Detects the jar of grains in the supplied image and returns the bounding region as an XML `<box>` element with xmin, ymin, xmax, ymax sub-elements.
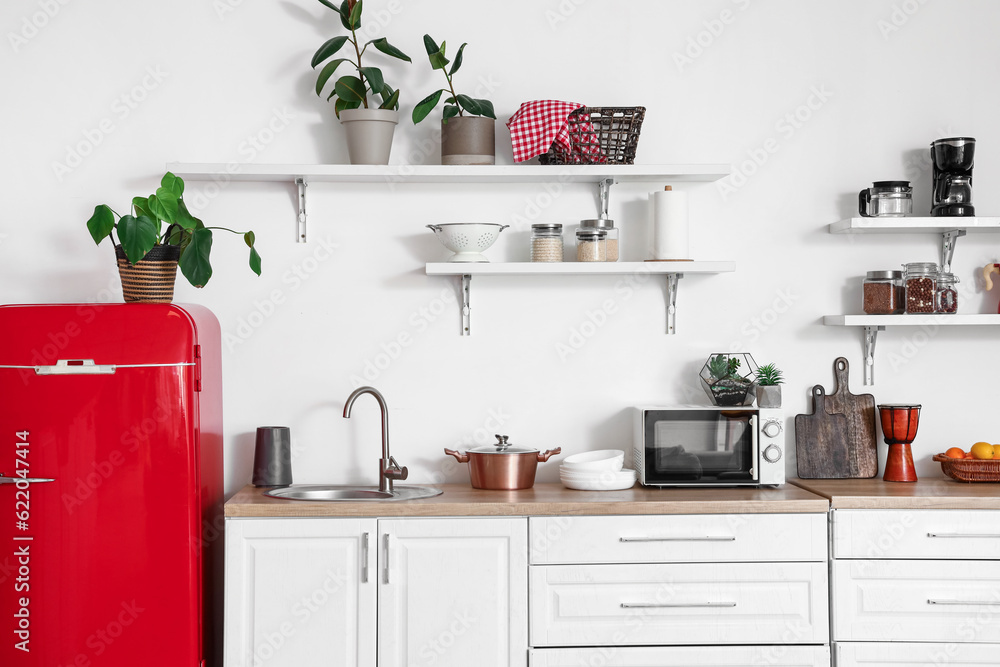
<box><xmin>935</xmin><ymin>272</ymin><xmax>960</xmax><ymax>314</ymax></box>
<box><xmin>580</xmin><ymin>218</ymin><xmax>618</xmax><ymax>261</ymax></box>
<box><xmin>531</xmin><ymin>223</ymin><xmax>564</xmax><ymax>262</ymax></box>
<box><xmin>904</xmin><ymin>262</ymin><xmax>938</xmax><ymax>313</ymax></box>
<box><xmin>863</xmin><ymin>270</ymin><xmax>904</xmax><ymax>314</ymax></box>
<box><xmin>576</xmin><ymin>228</ymin><xmax>607</xmax><ymax>262</ymax></box>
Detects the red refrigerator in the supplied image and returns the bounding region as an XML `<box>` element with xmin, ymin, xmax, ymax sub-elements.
<box><xmin>0</xmin><ymin>303</ymin><xmax>223</xmax><ymax>667</ymax></box>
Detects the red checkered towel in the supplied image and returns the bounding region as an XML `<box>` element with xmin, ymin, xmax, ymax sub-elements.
<box><xmin>506</xmin><ymin>100</ymin><xmax>605</xmax><ymax>163</ymax></box>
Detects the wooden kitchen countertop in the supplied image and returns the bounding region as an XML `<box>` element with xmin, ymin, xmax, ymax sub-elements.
<box><xmin>225</xmin><ymin>483</ymin><xmax>830</xmax><ymax>517</ymax></box>
<box><xmin>790</xmin><ymin>477</ymin><xmax>1000</xmax><ymax>510</ymax></box>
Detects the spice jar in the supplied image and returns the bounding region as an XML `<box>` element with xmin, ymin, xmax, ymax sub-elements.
<box><xmin>580</xmin><ymin>218</ymin><xmax>618</xmax><ymax>261</ymax></box>
<box><xmin>904</xmin><ymin>262</ymin><xmax>938</xmax><ymax>313</ymax></box>
<box><xmin>863</xmin><ymin>271</ymin><xmax>904</xmax><ymax>314</ymax></box>
<box><xmin>935</xmin><ymin>272</ymin><xmax>959</xmax><ymax>314</ymax></box>
<box><xmin>576</xmin><ymin>229</ymin><xmax>607</xmax><ymax>262</ymax></box>
<box><xmin>531</xmin><ymin>223</ymin><xmax>564</xmax><ymax>262</ymax></box>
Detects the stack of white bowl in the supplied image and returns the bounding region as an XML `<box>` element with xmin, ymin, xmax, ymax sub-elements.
<box><xmin>559</xmin><ymin>450</ymin><xmax>636</xmax><ymax>491</ymax></box>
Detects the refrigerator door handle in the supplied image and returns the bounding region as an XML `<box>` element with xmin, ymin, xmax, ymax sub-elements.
<box><xmin>0</xmin><ymin>476</ymin><xmax>55</xmax><ymax>484</ymax></box>
<box><xmin>32</xmin><ymin>359</ymin><xmax>117</xmax><ymax>375</ymax></box>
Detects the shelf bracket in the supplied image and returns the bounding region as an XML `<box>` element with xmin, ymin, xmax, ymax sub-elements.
<box><xmin>461</xmin><ymin>274</ymin><xmax>472</xmax><ymax>336</ymax></box>
<box><xmin>862</xmin><ymin>325</ymin><xmax>884</xmax><ymax>386</ymax></box>
<box><xmin>940</xmin><ymin>229</ymin><xmax>966</xmax><ymax>273</ymax></box>
<box><xmin>598</xmin><ymin>178</ymin><xmax>615</xmax><ymax>219</ymax></box>
<box><xmin>666</xmin><ymin>273</ymin><xmax>683</xmax><ymax>335</ymax></box>
<box><xmin>295</xmin><ymin>177</ymin><xmax>308</xmax><ymax>243</ymax></box>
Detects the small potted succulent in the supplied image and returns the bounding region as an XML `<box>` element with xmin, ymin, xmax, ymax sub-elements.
<box><xmin>699</xmin><ymin>353</ymin><xmax>758</xmax><ymax>406</ymax></box>
<box><xmin>86</xmin><ymin>172</ymin><xmax>261</xmax><ymax>302</ymax></box>
<box><xmin>412</xmin><ymin>35</ymin><xmax>496</xmax><ymax>165</ymax></box>
<box><xmin>754</xmin><ymin>363</ymin><xmax>784</xmax><ymax>408</ymax></box>
<box><xmin>311</xmin><ymin>0</ymin><xmax>411</xmax><ymax>165</ymax></box>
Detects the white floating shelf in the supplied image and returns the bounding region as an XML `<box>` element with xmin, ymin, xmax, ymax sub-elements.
<box><xmin>426</xmin><ymin>261</ymin><xmax>735</xmax><ymax>336</ymax></box>
<box><xmin>426</xmin><ymin>261</ymin><xmax>736</xmax><ymax>276</ymax></box>
<box><xmin>168</xmin><ymin>162</ymin><xmax>731</xmax><ymax>184</ymax></box>
<box><xmin>829</xmin><ymin>217</ymin><xmax>1000</xmax><ymax>234</ymax></box>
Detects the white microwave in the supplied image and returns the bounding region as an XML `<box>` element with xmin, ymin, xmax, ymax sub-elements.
<box><xmin>633</xmin><ymin>406</ymin><xmax>785</xmax><ymax>487</ymax></box>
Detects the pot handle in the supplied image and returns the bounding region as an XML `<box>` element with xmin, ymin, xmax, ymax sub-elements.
<box><xmin>426</xmin><ymin>224</ymin><xmax>442</xmax><ymax>232</ymax></box>
<box><xmin>537</xmin><ymin>447</ymin><xmax>562</xmax><ymax>462</ymax></box>
<box><xmin>444</xmin><ymin>448</ymin><xmax>469</xmax><ymax>463</ymax></box>
<box><xmin>858</xmin><ymin>188</ymin><xmax>872</xmax><ymax>217</ymax></box>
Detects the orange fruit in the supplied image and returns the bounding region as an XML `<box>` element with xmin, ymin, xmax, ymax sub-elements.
<box><xmin>994</xmin><ymin>444</ymin><xmax>1000</xmax><ymax>458</ymax></box>
<box><xmin>945</xmin><ymin>447</ymin><xmax>966</xmax><ymax>459</ymax></box>
<box><xmin>970</xmin><ymin>442</ymin><xmax>995</xmax><ymax>460</ymax></box>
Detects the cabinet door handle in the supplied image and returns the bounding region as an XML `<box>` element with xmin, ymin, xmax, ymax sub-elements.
<box><xmin>927</xmin><ymin>532</ymin><xmax>1000</xmax><ymax>539</ymax></box>
<box><xmin>361</xmin><ymin>532</ymin><xmax>369</xmax><ymax>584</ymax></box>
<box><xmin>619</xmin><ymin>536</ymin><xmax>736</xmax><ymax>543</ymax></box>
<box><xmin>927</xmin><ymin>599</ymin><xmax>999</xmax><ymax>606</ymax></box>
<box><xmin>620</xmin><ymin>601</ymin><xmax>737</xmax><ymax>609</ymax></box>
<box><xmin>382</xmin><ymin>533</ymin><xmax>390</xmax><ymax>584</ymax></box>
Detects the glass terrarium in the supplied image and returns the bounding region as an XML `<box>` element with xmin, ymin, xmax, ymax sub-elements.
<box><xmin>699</xmin><ymin>353</ymin><xmax>759</xmax><ymax>407</ymax></box>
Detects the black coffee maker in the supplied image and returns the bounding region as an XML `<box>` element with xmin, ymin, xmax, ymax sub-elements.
<box><xmin>931</xmin><ymin>137</ymin><xmax>976</xmax><ymax>216</ymax></box>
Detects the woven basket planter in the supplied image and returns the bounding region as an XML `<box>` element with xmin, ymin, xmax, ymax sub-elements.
<box><xmin>115</xmin><ymin>244</ymin><xmax>181</xmax><ymax>303</ymax></box>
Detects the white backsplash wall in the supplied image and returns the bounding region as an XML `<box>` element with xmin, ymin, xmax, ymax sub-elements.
<box><xmin>4</xmin><ymin>0</ymin><xmax>1000</xmax><ymax>495</ymax></box>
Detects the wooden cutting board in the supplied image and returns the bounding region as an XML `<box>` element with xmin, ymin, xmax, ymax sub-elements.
<box><xmin>825</xmin><ymin>357</ymin><xmax>879</xmax><ymax>478</ymax></box>
<box><xmin>795</xmin><ymin>385</ymin><xmax>853</xmax><ymax>479</ymax></box>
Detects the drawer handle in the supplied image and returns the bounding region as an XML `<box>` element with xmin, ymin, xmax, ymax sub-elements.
<box><xmin>927</xmin><ymin>532</ymin><xmax>1000</xmax><ymax>539</ymax></box>
<box><xmin>619</xmin><ymin>536</ymin><xmax>736</xmax><ymax>543</ymax></box>
<box><xmin>927</xmin><ymin>599</ymin><xmax>1000</xmax><ymax>607</ymax></box>
<box><xmin>620</xmin><ymin>601</ymin><xmax>737</xmax><ymax>609</ymax></box>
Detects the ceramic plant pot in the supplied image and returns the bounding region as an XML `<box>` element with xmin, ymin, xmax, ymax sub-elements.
<box><xmin>340</xmin><ymin>108</ymin><xmax>399</xmax><ymax>165</ymax></box>
<box><xmin>755</xmin><ymin>385</ymin><xmax>782</xmax><ymax>408</ymax></box>
<box><xmin>440</xmin><ymin>116</ymin><xmax>495</xmax><ymax>165</ymax></box>
<box><xmin>115</xmin><ymin>244</ymin><xmax>181</xmax><ymax>303</ymax></box>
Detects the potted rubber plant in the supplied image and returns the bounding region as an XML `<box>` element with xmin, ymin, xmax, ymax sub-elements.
<box><xmin>311</xmin><ymin>0</ymin><xmax>411</xmax><ymax>164</ymax></box>
<box><xmin>699</xmin><ymin>353</ymin><xmax>758</xmax><ymax>407</ymax></box>
<box><xmin>754</xmin><ymin>363</ymin><xmax>784</xmax><ymax>408</ymax></box>
<box><xmin>86</xmin><ymin>172</ymin><xmax>261</xmax><ymax>302</ymax></box>
<box><xmin>412</xmin><ymin>35</ymin><xmax>496</xmax><ymax>165</ymax></box>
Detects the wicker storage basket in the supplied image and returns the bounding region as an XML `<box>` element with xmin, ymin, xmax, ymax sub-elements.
<box><xmin>932</xmin><ymin>454</ymin><xmax>1000</xmax><ymax>482</ymax></box>
<box><xmin>115</xmin><ymin>244</ymin><xmax>181</xmax><ymax>303</ymax></box>
<box><xmin>539</xmin><ymin>106</ymin><xmax>645</xmax><ymax>165</ymax></box>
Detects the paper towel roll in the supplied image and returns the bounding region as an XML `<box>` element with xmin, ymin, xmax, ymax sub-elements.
<box><xmin>650</xmin><ymin>187</ymin><xmax>690</xmax><ymax>260</ymax></box>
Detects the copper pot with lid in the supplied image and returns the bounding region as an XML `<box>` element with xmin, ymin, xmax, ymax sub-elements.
<box><xmin>445</xmin><ymin>435</ymin><xmax>561</xmax><ymax>490</ymax></box>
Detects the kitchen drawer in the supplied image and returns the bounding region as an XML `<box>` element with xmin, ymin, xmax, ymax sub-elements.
<box><xmin>834</xmin><ymin>509</ymin><xmax>1000</xmax><ymax>560</ymax></box>
<box><xmin>836</xmin><ymin>642</ymin><xmax>1000</xmax><ymax>665</ymax></box>
<box><xmin>530</xmin><ymin>645</ymin><xmax>830</xmax><ymax>666</ymax></box>
<box><xmin>529</xmin><ymin>562</ymin><xmax>829</xmax><ymax>646</ymax></box>
<box><xmin>529</xmin><ymin>513</ymin><xmax>827</xmax><ymax>564</ymax></box>
<box><xmin>833</xmin><ymin>559</ymin><xmax>1000</xmax><ymax>643</ymax></box>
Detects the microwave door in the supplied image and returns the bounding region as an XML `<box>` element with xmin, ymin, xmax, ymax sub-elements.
<box><xmin>749</xmin><ymin>414</ymin><xmax>759</xmax><ymax>481</ymax></box>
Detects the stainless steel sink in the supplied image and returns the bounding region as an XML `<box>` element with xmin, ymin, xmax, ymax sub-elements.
<box><xmin>264</xmin><ymin>484</ymin><xmax>443</xmax><ymax>502</ymax></box>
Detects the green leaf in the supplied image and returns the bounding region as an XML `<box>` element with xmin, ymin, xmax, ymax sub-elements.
<box><xmin>359</xmin><ymin>66</ymin><xmax>383</xmax><ymax>94</ymax></box>
<box><xmin>422</xmin><ymin>34</ymin><xmax>439</xmax><ymax>56</ymax></box>
<box><xmin>347</xmin><ymin>0</ymin><xmax>362</xmax><ymax>29</ymax></box>
<box><xmin>449</xmin><ymin>43</ymin><xmax>467</xmax><ymax>76</ymax></box>
<box><xmin>244</xmin><ymin>231</ymin><xmax>262</xmax><ymax>276</ymax></box>
<box><xmin>476</xmin><ymin>98</ymin><xmax>496</xmax><ymax>120</ymax></box>
<box><xmin>179</xmin><ymin>227</ymin><xmax>214</xmax><ymax>288</ymax></box>
<box><xmin>117</xmin><ymin>214</ymin><xmax>159</xmax><ymax>264</ymax></box>
<box><xmin>175</xmin><ymin>199</ymin><xmax>202</xmax><ymax>231</ymax></box>
<box><xmin>316</xmin><ymin>0</ymin><xmax>339</xmax><ymax>10</ymax></box>
<box><xmin>338</xmin><ymin>0</ymin><xmax>353</xmax><ymax>31</ymax></box>
<box><xmin>378</xmin><ymin>88</ymin><xmax>399</xmax><ymax>110</ymax></box>
<box><xmin>455</xmin><ymin>94</ymin><xmax>483</xmax><ymax>116</ymax></box>
<box><xmin>427</xmin><ymin>41</ymin><xmax>449</xmax><ymax>70</ymax></box>
<box><xmin>131</xmin><ymin>197</ymin><xmax>151</xmax><ymax>219</ymax></box>
<box><xmin>315</xmin><ymin>58</ymin><xmax>349</xmax><ymax>96</ymax></box>
<box><xmin>379</xmin><ymin>83</ymin><xmax>396</xmax><ymax>104</ymax></box>
<box><xmin>411</xmin><ymin>89</ymin><xmax>444</xmax><ymax>124</ymax></box>
<box><xmin>147</xmin><ymin>193</ymin><xmax>178</xmax><ymax>225</ymax></box>
<box><xmin>86</xmin><ymin>204</ymin><xmax>115</xmax><ymax>245</ymax></box>
<box><xmin>334</xmin><ymin>75</ymin><xmax>366</xmax><ymax>103</ymax></box>
<box><xmin>442</xmin><ymin>104</ymin><xmax>460</xmax><ymax>121</ymax></box>
<box><xmin>160</xmin><ymin>172</ymin><xmax>184</xmax><ymax>198</ymax></box>
<box><xmin>334</xmin><ymin>97</ymin><xmax>361</xmax><ymax>117</ymax></box>
<box><xmin>311</xmin><ymin>36</ymin><xmax>349</xmax><ymax>68</ymax></box>
<box><xmin>369</xmin><ymin>37</ymin><xmax>411</xmax><ymax>62</ymax></box>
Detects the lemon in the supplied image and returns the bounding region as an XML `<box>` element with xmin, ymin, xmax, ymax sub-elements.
<box><xmin>970</xmin><ymin>442</ymin><xmax>995</xmax><ymax>460</ymax></box>
<box><xmin>994</xmin><ymin>444</ymin><xmax>1000</xmax><ymax>458</ymax></box>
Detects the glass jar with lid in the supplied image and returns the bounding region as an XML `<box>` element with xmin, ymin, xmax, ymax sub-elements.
<box><xmin>863</xmin><ymin>270</ymin><xmax>904</xmax><ymax>314</ymax></box>
<box><xmin>935</xmin><ymin>272</ymin><xmax>959</xmax><ymax>314</ymax></box>
<box><xmin>904</xmin><ymin>262</ymin><xmax>938</xmax><ymax>313</ymax></box>
<box><xmin>580</xmin><ymin>218</ymin><xmax>618</xmax><ymax>261</ymax></box>
<box><xmin>531</xmin><ymin>223</ymin><xmax>563</xmax><ymax>262</ymax></box>
<box><xmin>576</xmin><ymin>229</ymin><xmax>607</xmax><ymax>262</ymax></box>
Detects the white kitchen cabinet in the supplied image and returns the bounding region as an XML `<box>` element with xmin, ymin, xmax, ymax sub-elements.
<box><xmin>225</xmin><ymin>516</ymin><xmax>526</xmax><ymax>667</ymax></box>
<box><xmin>833</xmin><ymin>509</ymin><xmax>1000</xmax><ymax>559</ymax></box>
<box><xmin>225</xmin><ymin>518</ymin><xmax>377</xmax><ymax>667</ymax></box>
<box><xmin>530</xmin><ymin>645</ymin><xmax>831</xmax><ymax>666</ymax></box>
<box><xmin>836</xmin><ymin>642</ymin><xmax>1000</xmax><ymax>665</ymax></box>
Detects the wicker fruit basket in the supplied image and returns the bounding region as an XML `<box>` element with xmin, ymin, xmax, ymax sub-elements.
<box><xmin>932</xmin><ymin>454</ymin><xmax>1000</xmax><ymax>482</ymax></box>
<box><xmin>539</xmin><ymin>106</ymin><xmax>645</xmax><ymax>165</ymax></box>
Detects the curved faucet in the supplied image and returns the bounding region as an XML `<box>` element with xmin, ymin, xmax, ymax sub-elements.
<box><xmin>343</xmin><ymin>386</ymin><xmax>408</xmax><ymax>493</ymax></box>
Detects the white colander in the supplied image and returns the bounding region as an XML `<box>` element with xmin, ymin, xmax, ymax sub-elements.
<box><xmin>426</xmin><ymin>223</ymin><xmax>509</xmax><ymax>262</ymax></box>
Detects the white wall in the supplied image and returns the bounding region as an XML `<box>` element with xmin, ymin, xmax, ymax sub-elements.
<box><xmin>4</xmin><ymin>0</ymin><xmax>999</xmax><ymax>494</ymax></box>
